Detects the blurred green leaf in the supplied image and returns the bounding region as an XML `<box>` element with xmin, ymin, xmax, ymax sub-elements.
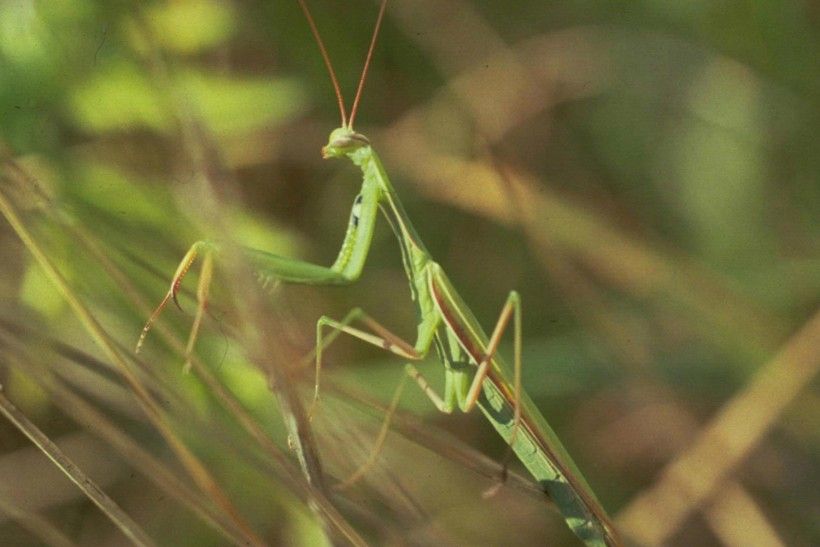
<box><xmin>68</xmin><ymin>60</ymin><xmax>168</xmax><ymax>132</ymax></box>
<box><xmin>179</xmin><ymin>71</ymin><xmax>307</xmax><ymax>137</ymax></box>
<box><xmin>146</xmin><ymin>0</ymin><xmax>236</xmax><ymax>54</ymax></box>
<box><xmin>20</xmin><ymin>259</ymin><xmax>66</xmax><ymax>318</ymax></box>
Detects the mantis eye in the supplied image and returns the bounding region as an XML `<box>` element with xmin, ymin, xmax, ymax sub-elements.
<box><xmin>322</xmin><ymin>129</ymin><xmax>370</xmax><ymax>158</ymax></box>
<box><xmin>331</xmin><ymin>132</ymin><xmax>369</xmax><ymax>149</ymax></box>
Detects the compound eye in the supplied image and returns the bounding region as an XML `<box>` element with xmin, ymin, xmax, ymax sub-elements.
<box><xmin>331</xmin><ymin>132</ymin><xmax>370</xmax><ymax>149</ymax></box>
<box><xmin>330</xmin><ymin>136</ymin><xmax>353</xmax><ymax>148</ymax></box>
<box><xmin>349</xmin><ymin>132</ymin><xmax>370</xmax><ymax>145</ymax></box>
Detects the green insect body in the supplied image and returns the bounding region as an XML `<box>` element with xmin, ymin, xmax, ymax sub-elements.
<box><xmin>138</xmin><ymin>2</ymin><xmax>621</xmax><ymax>545</ymax></box>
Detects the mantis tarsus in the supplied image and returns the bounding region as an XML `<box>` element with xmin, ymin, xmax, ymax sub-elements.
<box><xmin>138</xmin><ymin>1</ymin><xmax>620</xmax><ymax>545</ymax></box>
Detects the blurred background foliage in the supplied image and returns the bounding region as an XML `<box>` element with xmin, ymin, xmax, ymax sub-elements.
<box><xmin>0</xmin><ymin>0</ymin><xmax>818</xmax><ymax>545</ymax></box>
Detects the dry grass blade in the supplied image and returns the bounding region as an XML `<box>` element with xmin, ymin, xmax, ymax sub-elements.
<box><xmin>0</xmin><ymin>326</ymin><xmax>254</xmax><ymax>546</ymax></box>
<box><xmin>3</xmin><ymin>149</ymin><xmax>364</xmax><ymax>546</ymax></box>
<box><xmin>703</xmin><ymin>483</ymin><xmax>786</xmax><ymax>547</ymax></box>
<box><xmin>0</xmin><ymin>388</ymin><xmax>156</xmax><ymax>547</ymax></box>
<box><xmin>0</xmin><ymin>186</ymin><xmax>266</xmax><ymax>546</ymax></box>
<box><xmin>0</xmin><ymin>494</ymin><xmax>76</xmax><ymax>547</ymax></box>
<box><xmin>616</xmin><ymin>309</ymin><xmax>820</xmax><ymax>544</ymax></box>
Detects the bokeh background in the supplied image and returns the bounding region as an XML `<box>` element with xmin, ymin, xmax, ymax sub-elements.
<box><xmin>0</xmin><ymin>0</ymin><xmax>818</xmax><ymax>545</ymax></box>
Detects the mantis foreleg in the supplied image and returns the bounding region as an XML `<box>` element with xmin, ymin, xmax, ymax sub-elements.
<box><xmin>137</xmin><ymin>180</ymin><xmax>382</xmax><ymax>357</ymax></box>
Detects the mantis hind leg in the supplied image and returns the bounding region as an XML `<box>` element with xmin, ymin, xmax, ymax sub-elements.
<box><xmin>459</xmin><ymin>291</ymin><xmax>522</xmax><ymax>418</ymax></box>
<box><xmin>456</xmin><ymin>290</ymin><xmax>523</xmax><ymax>496</ymax></box>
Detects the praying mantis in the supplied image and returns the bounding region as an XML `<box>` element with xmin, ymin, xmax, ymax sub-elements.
<box><xmin>138</xmin><ymin>1</ymin><xmax>620</xmax><ymax>545</ymax></box>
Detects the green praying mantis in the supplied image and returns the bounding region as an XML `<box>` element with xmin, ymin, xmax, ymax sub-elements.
<box><xmin>137</xmin><ymin>1</ymin><xmax>620</xmax><ymax>545</ymax></box>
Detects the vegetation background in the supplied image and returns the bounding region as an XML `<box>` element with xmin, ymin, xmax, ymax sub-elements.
<box><xmin>0</xmin><ymin>0</ymin><xmax>817</xmax><ymax>545</ymax></box>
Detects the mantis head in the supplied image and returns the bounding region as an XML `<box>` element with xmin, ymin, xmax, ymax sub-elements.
<box><xmin>321</xmin><ymin>127</ymin><xmax>370</xmax><ymax>159</ymax></box>
<box><xmin>299</xmin><ymin>0</ymin><xmax>386</xmax><ymax>161</ymax></box>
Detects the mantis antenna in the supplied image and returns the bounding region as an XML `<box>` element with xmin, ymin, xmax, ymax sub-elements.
<box><xmin>297</xmin><ymin>0</ymin><xmax>389</xmax><ymax>130</ymax></box>
<box><xmin>297</xmin><ymin>0</ymin><xmax>348</xmax><ymax>127</ymax></box>
<box><xmin>349</xmin><ymin>0</ymin><xmax>389</xmax><ymax>128</ymax></box>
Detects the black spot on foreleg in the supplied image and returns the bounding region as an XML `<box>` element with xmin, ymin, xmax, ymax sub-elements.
<box><xmin>351</xmin><ymin>194</ymin><xmax>363</xmax><ymax>228</ymax></box>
